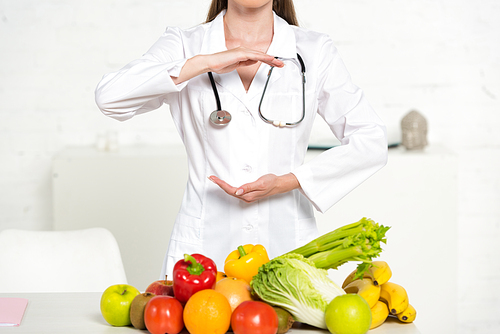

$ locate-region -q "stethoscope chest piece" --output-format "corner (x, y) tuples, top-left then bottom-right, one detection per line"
(207, 72), (231, 126)
(209, 109), (232, 126)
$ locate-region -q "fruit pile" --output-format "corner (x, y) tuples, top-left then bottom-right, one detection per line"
(99, 221), (416, 334)
(341, 261), (417, 329)
(100, 246), (294, 334)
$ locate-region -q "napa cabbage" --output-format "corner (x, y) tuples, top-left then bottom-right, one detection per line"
(250, 253), (345, 329)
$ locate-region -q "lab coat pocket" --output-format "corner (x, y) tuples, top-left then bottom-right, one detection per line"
(169, 213), (203, 256)
(297, 217), (319, 246)
(260, 92), (303, 126)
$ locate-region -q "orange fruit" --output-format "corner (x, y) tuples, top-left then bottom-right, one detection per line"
(183, 289), (231, 334)
(216, 271), (228, 282)
(215, 277), (253, 312)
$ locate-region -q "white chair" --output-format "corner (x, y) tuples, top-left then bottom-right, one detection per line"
(0, 227), (128, 292)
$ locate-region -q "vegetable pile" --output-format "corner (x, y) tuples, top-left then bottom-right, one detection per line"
(101, 217), (392, 334)
(287, 217), (390, 280)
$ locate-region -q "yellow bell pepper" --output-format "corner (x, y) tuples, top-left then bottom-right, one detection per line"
(224, 244), (270, 284)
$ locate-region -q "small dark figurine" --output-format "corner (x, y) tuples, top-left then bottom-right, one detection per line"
(401, 110), (428, 150)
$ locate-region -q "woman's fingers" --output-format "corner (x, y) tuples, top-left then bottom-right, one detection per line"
(266, 57), (285, 68)
(208, 175), (259, 202)
(229, 47), (280, 66)
(207, 47), (284, 74)
(208, 176), (238, 195)
(209, 174), (281, 203)
(238, 50), (283, 67)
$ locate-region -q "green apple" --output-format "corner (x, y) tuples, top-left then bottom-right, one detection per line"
(100, 284), (141, 326)
(325, 294), (372, 334)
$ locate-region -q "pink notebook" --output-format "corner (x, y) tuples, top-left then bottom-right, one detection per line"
(0, 298), (29, 327)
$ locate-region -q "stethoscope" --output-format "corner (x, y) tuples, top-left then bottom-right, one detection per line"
(208, 53), (306, 127)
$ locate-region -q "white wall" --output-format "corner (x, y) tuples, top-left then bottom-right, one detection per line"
(1, 0), (499, 332)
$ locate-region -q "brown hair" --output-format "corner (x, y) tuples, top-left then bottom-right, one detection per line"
(206, 0), (299, 26)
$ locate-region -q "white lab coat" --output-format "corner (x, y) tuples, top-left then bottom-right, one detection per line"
(95, 11), (388, 277)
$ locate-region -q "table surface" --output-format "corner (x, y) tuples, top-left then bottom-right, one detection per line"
(0, 293), (421, 334)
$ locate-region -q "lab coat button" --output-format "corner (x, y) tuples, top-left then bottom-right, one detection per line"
(243, 165), (252, 172)
(243, 224), (253, 231)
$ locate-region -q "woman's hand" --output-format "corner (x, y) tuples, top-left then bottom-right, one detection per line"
(171, 47), (284, 85)
(208, 173), (300, 203)
(205, 47), (284, 74)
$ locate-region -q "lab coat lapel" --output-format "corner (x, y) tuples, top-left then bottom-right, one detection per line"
(246, 13), (298, 100)
(199, 11), (298, 103)
(200, 11), (245, 101)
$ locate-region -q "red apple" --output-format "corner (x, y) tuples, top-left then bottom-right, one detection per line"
(145, 275), (174, 296)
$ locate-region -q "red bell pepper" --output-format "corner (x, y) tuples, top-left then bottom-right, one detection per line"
(172, 253), (217, 303)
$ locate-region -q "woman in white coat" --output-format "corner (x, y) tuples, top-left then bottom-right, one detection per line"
(95, 0), (388, 277)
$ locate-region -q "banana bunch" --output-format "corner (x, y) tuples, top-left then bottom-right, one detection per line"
(342, 261), (417, 330)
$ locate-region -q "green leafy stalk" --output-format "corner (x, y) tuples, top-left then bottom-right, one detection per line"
(308, 245), (364, 269)
(287, 217), (390, 278)
(290, 221), (366, 257)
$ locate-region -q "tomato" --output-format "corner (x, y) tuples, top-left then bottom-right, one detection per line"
(231, 300), (279, 334)
(144, 295), (184, 334)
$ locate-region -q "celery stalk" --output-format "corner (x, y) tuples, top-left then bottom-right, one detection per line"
(287, 217), (390, 278)
(308, 245), (364, 268)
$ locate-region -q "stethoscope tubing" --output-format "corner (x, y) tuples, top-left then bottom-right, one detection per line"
(208, 53), (306, 127)
(208, 72), (232, 125)
(208, 72), (222, 111)
(258, 53), (306, 127)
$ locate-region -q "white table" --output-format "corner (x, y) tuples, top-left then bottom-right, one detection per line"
(0, 292), (420, 334)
